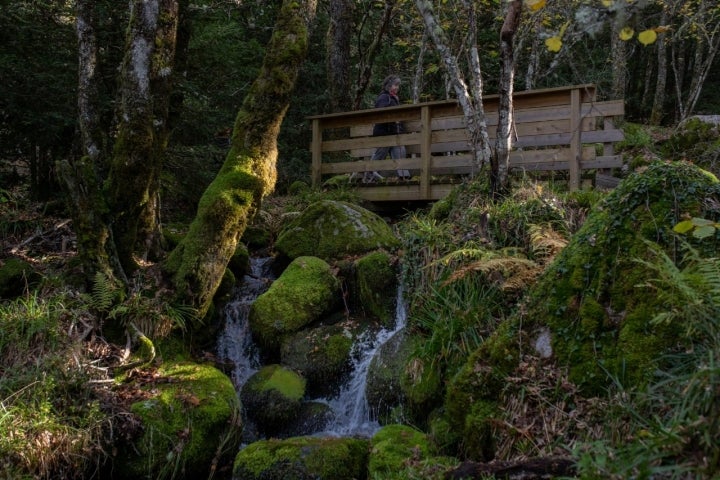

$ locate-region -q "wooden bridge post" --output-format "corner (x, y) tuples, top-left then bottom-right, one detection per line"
(311, 118), (322, 187)
(420, 105), (432, 199)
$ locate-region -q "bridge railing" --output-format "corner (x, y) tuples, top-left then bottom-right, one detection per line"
(307, 84), (624, 201)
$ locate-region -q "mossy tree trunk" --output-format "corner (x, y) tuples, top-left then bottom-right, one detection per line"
(107, 0), (179, 276)
(164, 0), (318, 319)
(61, 0), (178, 286)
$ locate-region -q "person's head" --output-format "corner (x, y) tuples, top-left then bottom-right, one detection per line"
(382, 75), (401, 94)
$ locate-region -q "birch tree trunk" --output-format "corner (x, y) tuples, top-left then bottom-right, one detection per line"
(165, 0), (317, 319)
(415, 0), (492, 173)
(610, 21), (627, 100)
(107, 0), (179, 276)
(494, 0), (522, 193)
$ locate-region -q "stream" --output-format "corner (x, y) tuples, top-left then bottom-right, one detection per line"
(216, 256), (407, 439)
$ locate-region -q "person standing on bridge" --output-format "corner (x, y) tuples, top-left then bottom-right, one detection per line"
(363, 74), (411, 183)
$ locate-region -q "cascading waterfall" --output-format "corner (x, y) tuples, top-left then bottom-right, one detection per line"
(320, 285), (407, 437)
(217, 258), (407, 438)
(216, 257), (275, 389)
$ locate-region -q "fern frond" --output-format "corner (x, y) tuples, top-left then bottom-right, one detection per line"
(529, 224), (568, 263)
(91, 271), (118, 313)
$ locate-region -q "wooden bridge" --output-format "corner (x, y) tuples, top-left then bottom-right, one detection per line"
(308, 84), (625, 202)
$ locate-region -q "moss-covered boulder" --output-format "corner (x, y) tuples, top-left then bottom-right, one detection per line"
(0, 257), (41, 299)
(228, 241), (250, 278)
(367, 424), (434, 479)
(274, 200), (400, 261)
(365, 330), (411, 424)
(526, 161), (720, 392)
(232, 436), (369, 480)
(280, 322), (354, 398)
(110, 361), (241, 479)
(355, 250), (398, 325)
(444, 161), (720, 461)
(240, 365), (306, 437)
(249, 256), (340, 356)
(284, 401), (335, 437)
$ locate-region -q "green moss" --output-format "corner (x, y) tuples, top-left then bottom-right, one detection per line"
(240, 365), (307, 436)
(280, 323), (353, 396)
(249, 256), (339, 354)
(119, 361), (240, 479)
(460, 400), (499, 461)
(356, 250), (397, 325)
(233, 436), (369, 480)
(275, 200), (400, 261)
(368, 424), (433, 479)
(261, 365), (306, 401)
(521, 161), (720, 394)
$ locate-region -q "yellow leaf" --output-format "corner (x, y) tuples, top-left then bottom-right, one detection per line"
(545, 36), (562, 52)
(619, 27), (634, 41)
(638, 29), (657, 45)
(524, 0), (546, 11)
(600, 0), (613, 6)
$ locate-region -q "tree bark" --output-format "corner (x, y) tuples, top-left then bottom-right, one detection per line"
(107, 0), (179, 276)
(494, 0), (522, 193)
(58, 0), (117, 284)
(165, 0), (317, 319)
(415, 0), (492, 172)
(327, 0), (353, 113)
(353, 0), (395, 110)
(610, 21), (627, 100)
(650, 13), (668, 125)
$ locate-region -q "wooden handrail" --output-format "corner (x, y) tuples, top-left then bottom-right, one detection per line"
(308, 84), (624, 200)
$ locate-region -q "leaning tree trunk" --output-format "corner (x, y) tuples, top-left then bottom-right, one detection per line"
(107, 0), (179, 276)
(165, 0), (317, 319)
(494, 0), (522, 193)
(353, 0), (395, 110)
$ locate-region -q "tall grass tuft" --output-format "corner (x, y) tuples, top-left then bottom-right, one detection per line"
(0, 293), (107, 479)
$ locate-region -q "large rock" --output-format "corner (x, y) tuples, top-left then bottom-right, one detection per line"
(240, 364), (306, 437)
(249, 256), (340, 356)
(355, 250), (398, 326)
(445, 160), (720, 460)
(365, 330), (411, 424)
(274, 200), (400, 261)
(108, 361), (241, 479)
(232, 436), (369, 480)
(280, 322), (354, 398)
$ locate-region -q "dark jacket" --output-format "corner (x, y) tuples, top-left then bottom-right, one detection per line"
(372, 90), (402, 136)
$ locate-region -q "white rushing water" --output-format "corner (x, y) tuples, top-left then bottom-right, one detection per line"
(217, 258), (407, 438)
(319, 285), (407, 437)
(216, 257), (275, 389)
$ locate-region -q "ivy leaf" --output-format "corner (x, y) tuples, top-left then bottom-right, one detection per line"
(619, 27), (634, 41)
(638, 29), (658, 45)
(691, 217), (715, 227)
(545, 36), (562, 52)
(673, 219), (694, 234)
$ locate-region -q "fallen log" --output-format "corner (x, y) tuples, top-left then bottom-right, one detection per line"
(445, 456), (576, 479)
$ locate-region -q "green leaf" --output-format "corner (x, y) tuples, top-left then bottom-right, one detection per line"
(693, 225), (716, 239)
(691, 217), (715, 227)
(673, 220), (694, 234)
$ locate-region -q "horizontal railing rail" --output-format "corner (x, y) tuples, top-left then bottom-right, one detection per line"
(307, 84), (624, 201)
